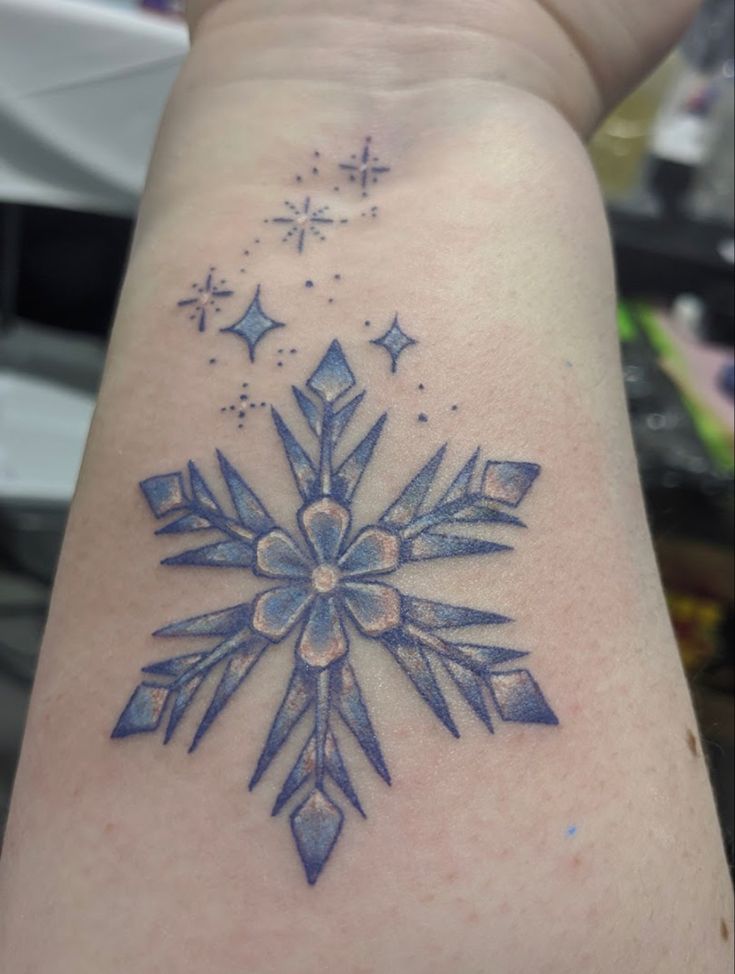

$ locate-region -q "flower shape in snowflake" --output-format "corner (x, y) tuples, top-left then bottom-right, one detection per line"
(112, 340), (557, 884)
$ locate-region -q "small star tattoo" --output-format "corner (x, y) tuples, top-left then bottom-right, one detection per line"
(177, 268), (234, 332)
(340, 136), (391, 197)
(370, 314), (418, 373)
(268, 197), (338, 253)
(220, 284), (286, 362)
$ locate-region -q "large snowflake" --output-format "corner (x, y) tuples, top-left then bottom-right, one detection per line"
(113, 341), (557, 884)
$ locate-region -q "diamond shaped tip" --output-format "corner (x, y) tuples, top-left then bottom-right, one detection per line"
(139, 473), (187, 518)
(290, 787), (344, 884)
(481, 461), (540, 507)
(307, 340), (355, 403)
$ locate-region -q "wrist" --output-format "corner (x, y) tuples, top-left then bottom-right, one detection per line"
(182, 0), (602, 135)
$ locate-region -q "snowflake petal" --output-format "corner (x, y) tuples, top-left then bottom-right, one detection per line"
(272, 733), (316, 816)
(438, 449), (479, 505)
(342, 581), (401, 635)
(339, 526), (399, 577)
(300, 498), (350, 563)
(252, 585), (312, 640)
(256, 529), (312, 579)
(297, 597), (348, 669)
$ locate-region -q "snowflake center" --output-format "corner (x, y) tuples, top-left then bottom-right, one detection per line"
(311, 564), (340, 594)
(295, 213), (309, 227)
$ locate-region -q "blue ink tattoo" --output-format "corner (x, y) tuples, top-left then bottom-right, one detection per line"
(267, 197), (345, 253)
(220, 284), (286, 362)
(370, 313), (418, 373)
(339, 136), (391, 197)
(113, 340), (557, 885)
(177, 268), (234, 332)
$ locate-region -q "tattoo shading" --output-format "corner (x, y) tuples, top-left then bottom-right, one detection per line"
(370, 313), (418, 373)
(113, 340), (557, 885)
(177, 269), (234, 332)
(220, 285), (286, 362)
(339, 136), (391, 197)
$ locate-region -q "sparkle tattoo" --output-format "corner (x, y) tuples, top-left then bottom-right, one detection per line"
(177, 268), (234, 332)
(371, 313), (418, 372)
(113, 340), (557, 885)
(220, 284), (286, 362)
(339, 136), (391, 197)
(268, 197), (344, 253)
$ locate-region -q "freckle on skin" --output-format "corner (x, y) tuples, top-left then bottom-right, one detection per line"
(721, 918), (729, 942)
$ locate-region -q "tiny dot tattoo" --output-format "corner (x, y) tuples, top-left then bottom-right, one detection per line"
(418, 413), (428, 423)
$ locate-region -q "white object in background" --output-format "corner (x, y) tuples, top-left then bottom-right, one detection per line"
(0, 0), (188, 216)
(0, 371), (94, 504)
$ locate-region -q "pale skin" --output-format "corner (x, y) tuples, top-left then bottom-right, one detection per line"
(0, 2), (732, 972)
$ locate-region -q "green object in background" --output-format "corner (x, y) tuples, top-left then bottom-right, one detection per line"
(622, 299), (734, 474)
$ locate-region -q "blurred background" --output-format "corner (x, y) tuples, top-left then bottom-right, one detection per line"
(0, 0), (733, 872)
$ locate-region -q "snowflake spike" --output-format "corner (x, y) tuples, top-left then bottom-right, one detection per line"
(271, 408), (318, 500)
(325, 727), (365, 817)
(382, 631), (459, 737)
(187, 461), (221, 515)
(161, 539), (255, 569)
(155, 512), (212, 535)
(139, 472), (187, 519)
(292, 386), (321, 437)
(380, 444), (446, 528)
(164, 673), (206, 744)
(112, 683), (170, 738)
(290, 787), (344, 885)
(307, 339), (355, 403)
(216, 450), (274, 534)
(403, 534), (512, 562)
(487, 670), (558, 725)
(332, 412), (387, 504)
(439, 449), (480, 506)
(190, 640), (268, 752)
(402, 595), (512, 629)
(439, 642), (529, 673)
(272, 733), (316, 817)
(332, 660), (391, 784)
(249, 665), (315, 790)
(440, 658), (494, 732)
(331, 391), (365, 444)
(142, 651), (209, 676)
(153, 603), (252, 639)
(481, 461), (541, 508)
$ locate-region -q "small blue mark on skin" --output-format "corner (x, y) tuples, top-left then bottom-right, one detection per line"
(566, 825), (578, 838)
(564, 360), (573, 368)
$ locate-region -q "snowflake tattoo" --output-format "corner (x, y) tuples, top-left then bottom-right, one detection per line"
(177, 268), (234, 332)
(112, 340), (557, 885)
